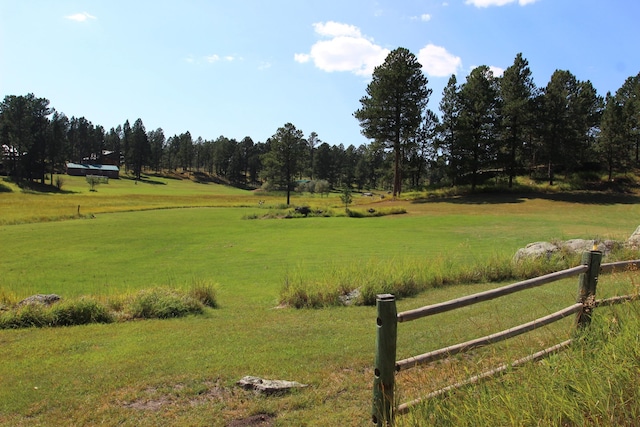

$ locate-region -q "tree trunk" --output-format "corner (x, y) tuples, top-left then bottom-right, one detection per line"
(393, 140), (401, 197)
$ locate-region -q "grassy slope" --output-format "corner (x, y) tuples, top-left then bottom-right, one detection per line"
(1, 176), (639, 426)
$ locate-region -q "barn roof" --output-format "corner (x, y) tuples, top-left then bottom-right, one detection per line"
(66, 163), (119, 172)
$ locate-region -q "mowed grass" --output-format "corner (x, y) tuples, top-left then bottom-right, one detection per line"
(0, 174), (257, 225)
(1, 177), (640, 426)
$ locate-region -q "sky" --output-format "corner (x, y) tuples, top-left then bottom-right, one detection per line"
(1, 0), (639, 147)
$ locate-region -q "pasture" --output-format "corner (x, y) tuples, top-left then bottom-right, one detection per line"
(1, 174), (639, 426)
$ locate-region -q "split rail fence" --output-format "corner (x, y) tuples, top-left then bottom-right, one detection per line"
(371, 250), (640, 426)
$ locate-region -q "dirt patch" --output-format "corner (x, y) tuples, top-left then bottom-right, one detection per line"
(123, 396), (172, 411)
(226, 413), (275, 427)
(120, 380), (230, 411)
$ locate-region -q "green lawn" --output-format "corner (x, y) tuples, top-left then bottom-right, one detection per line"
(1, 177), (639, 426)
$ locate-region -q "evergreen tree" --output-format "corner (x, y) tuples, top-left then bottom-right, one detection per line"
(354, 47), (431, 197)
(130, 118), (150, 180)
(0, 94), (51, 181)
(457, 66), (500, 191)
(438, 75), (462, 185)
(261, 123), (305, 205)
(598, 92), (629, 180)
(499, 53), (536, 187)
(615, 73), (640, 164)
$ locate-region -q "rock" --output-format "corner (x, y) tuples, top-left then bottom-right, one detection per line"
(513, 241), (559, 262)
(627, 225), (640, 249)
(18, 294), (61, 306)
(236, 376), (308, 396)
(339, 289), (361, 306)
(562, 239), (597, 254)
(515, 237), (625, 262)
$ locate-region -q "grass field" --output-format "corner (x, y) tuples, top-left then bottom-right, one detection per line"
(1, 174), (639, 426)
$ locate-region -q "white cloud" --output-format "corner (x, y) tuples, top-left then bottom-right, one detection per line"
(489, 65), (505, 77)
(417, 44), (462, 77)
(204, 54), (240, 63)
(294, 53), (311, 63)
(465, 0), (538, 7)
(468, 65), (505, 78)
(295, 21), (389, 76)
(411, 13), (432, 22)
(313, 21), (362, 38)
(65, 12), (96, 22)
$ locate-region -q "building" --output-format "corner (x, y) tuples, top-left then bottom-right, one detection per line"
(66, 163), (119, 179)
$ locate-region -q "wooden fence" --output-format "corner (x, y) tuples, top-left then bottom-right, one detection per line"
(371, 251), (640, 426)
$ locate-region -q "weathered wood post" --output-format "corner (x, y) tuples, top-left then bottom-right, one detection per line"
(576, 250), (603, 329)
(372, 294), (398, 426)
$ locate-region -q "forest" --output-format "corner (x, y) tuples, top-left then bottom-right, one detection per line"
(1, 52), (639, 194)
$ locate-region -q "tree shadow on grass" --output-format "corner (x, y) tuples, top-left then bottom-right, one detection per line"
(123, 176), (167, 185)
(412, 191), (640, 206)
(0, 181), (12, 193)
(16, 181), (76, 194)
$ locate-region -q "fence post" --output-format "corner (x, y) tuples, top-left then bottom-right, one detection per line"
(372, 294), (398, 426)
(576, 250), (603, 329)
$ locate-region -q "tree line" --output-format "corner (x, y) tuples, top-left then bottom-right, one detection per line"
(1, 50), (639, 195)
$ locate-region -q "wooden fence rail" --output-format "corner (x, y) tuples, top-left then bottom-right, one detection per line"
(372, 251), (640, 426)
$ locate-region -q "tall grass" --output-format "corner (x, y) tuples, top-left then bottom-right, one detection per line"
(279, 250), (586, 307)
(398, 302), (640, 426)
(0, 284), (219, 329)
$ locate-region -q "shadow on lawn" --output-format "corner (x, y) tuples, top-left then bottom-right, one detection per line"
(16, 181), (76, 194)
(124, 176), (167, 185)
(412, 191), (640, 206)
(0, 181), (12, 193)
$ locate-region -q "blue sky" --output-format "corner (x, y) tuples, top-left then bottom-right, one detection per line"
(2, 0), (639, 147)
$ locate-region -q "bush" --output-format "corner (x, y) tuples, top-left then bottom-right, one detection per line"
(54, 175), (65, 190)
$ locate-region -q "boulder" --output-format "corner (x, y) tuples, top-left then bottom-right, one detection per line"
(562, 239), (598, 254)
(18, 294), (61, 306)
(237, 376), (308, 396)
(513, 241), (559, 262)
(515, 237), (625, 262)
(627, 225), (640, 249)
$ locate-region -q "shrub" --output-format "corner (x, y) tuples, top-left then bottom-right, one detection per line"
(54, 175), (65, 190)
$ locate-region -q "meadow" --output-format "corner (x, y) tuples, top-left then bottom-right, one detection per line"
(1, 174), (639, 426)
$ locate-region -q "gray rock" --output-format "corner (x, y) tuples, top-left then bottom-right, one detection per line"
(562, 239), (597, 254)
(237, 376), (308, 396)
(627, 225), (640, 249)
(18, 294), (61, 306)
(515, 236), (626, 262)
(339, 289), (361, 306)
(513, 241), (559, 262)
